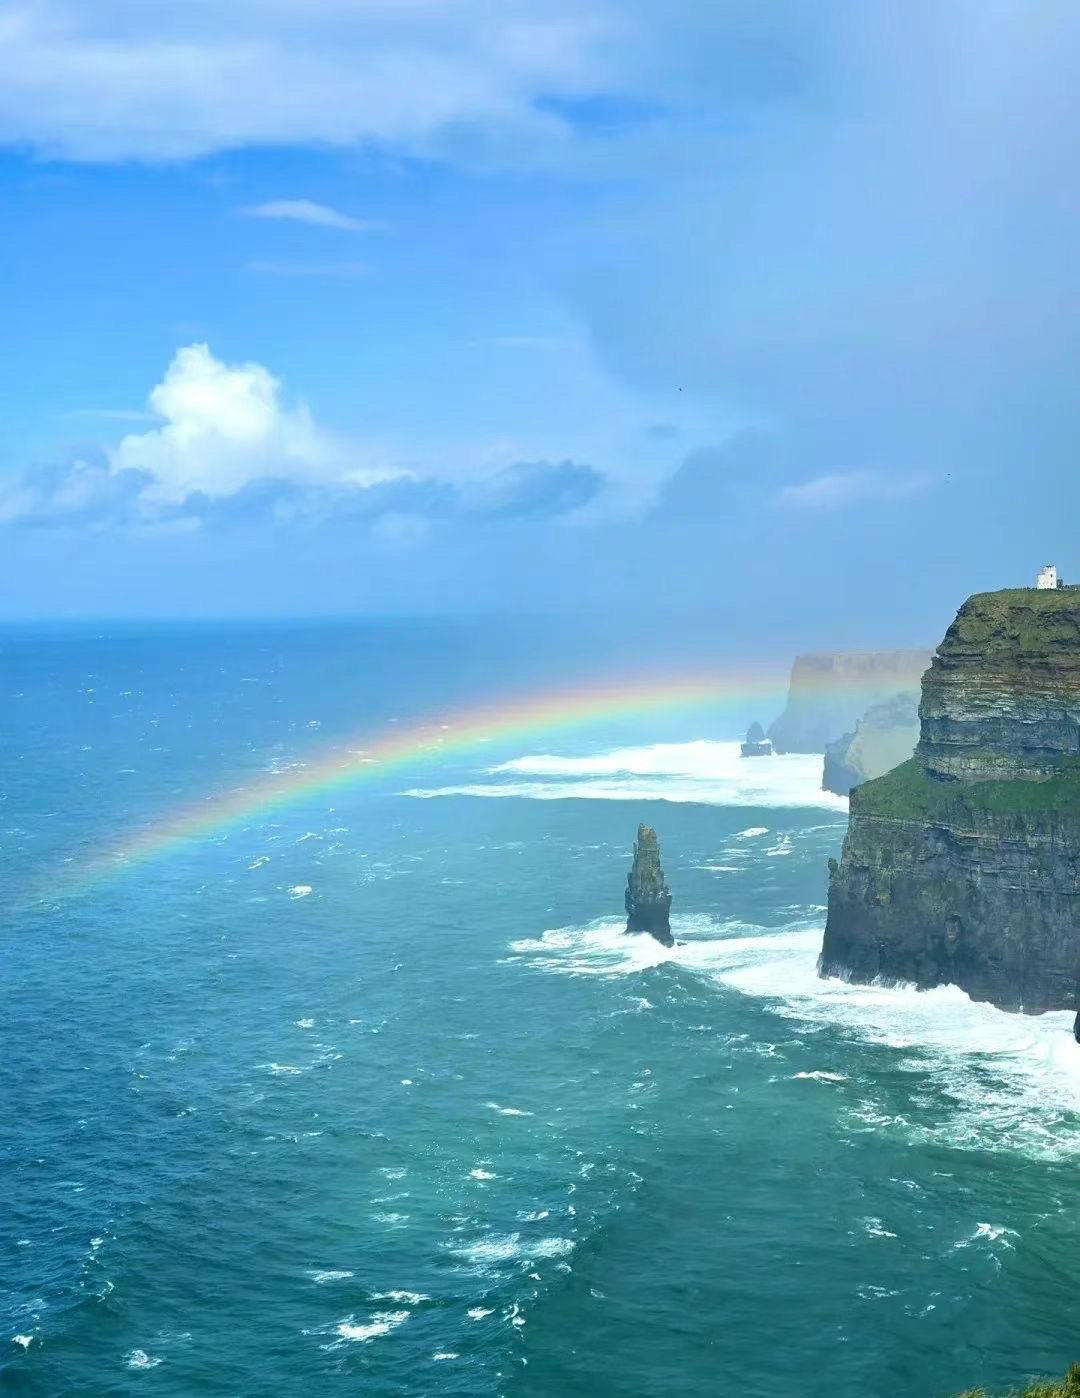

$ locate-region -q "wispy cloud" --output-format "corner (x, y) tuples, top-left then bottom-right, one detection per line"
(776, 470), (930, 512)
(244, 199), (381, 232)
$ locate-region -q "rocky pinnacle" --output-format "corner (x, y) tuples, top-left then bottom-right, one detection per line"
(625, 823), (673, 946)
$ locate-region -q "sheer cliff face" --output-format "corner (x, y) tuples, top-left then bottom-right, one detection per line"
(768, 650), (932, 754)
(917, 590), (1080, 780)
(822, 695), (921, 796)
(820, 589), (1080, 1014)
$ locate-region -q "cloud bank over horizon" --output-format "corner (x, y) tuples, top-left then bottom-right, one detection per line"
(2, 2), (1079, 631)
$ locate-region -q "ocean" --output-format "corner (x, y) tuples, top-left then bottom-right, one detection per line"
(4, 618), (1080, 1397)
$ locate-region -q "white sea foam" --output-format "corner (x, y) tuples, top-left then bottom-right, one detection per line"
(510, 918), (1080, 1157)
(467, 1307), (494, 1319)
(433, 1352), (458, 1360)
(470, 1168), (496, 1180)
(371, 1290), (429, 1304)
(334, 1311), (409, 1343)
(307, 1270), (354, 1284)
(484, 1102), (534, 1117)
(288, 885), (313, 899)
(793, 1071), (848, 1083)
(125, 1350), (162, 1370)
(11, 1335), (32, 1349)
(738, 827), (770, 838)
(403, 741), (846, 810)
(451, 1233), (575, 1269)
(295, 1018), (314, 1030)
(954, 1222), (1019, 1248)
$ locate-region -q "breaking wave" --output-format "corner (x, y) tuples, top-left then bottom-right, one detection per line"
(403, 740), (847, 810)
(509, 917), (1080, 1158)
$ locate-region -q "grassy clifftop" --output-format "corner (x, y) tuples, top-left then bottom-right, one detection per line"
(960, 1363), (1080, 1396)
(854, 756), (1080, 820)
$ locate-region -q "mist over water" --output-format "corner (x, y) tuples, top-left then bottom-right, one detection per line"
(4, 619), (1080, 1396)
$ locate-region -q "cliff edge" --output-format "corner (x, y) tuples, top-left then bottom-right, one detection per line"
(820, 588), (1080, 1015)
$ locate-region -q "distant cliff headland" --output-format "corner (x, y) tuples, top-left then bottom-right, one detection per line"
(754, 647), (930, 795)
(820, 587), (1080, 1018)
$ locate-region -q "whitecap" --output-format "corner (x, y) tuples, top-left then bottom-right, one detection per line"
(433, 1352), (458, 1360)
(484, 1103), (534, 1117)
(451, 1234), (574, 1269)
(307, 1270), (354, 1284)
(335, 1311), (409, 1343)
(467, 1307), (494, 1320)
(126, 1350), (162, 1370)
(262, 1062), (305, 1075)
(11, 1335), (32, 1349)
(470, 1168), (496, 1180)
(371, 1290), (429, 1304)
(738, 827), (770, 838)
(954, 1222), (1019, 1248)
(792, 1071), (848, 1083)
(288, 885), (313, 899)
(295, 1018), (314, 1030)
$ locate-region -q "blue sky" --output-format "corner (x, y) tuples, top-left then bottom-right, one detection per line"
(2, 1), (1079, 643)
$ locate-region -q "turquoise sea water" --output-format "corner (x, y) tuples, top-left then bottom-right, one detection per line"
(5, 620), (1080, 1397)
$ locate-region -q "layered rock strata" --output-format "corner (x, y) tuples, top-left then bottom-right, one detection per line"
(625, 823), (673, 946)
(820, 589), (1080, 1017)
(768, 650), (931, 754)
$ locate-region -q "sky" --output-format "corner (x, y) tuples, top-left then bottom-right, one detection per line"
(2, 1), (1080, 646)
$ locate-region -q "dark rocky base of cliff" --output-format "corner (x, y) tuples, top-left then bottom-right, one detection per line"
(820, 760), (1080, 1014)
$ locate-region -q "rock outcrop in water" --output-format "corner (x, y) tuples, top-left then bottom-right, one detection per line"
(741, 721), (773, 757)
(821, 694), (920, 796)
(768, 650), (931, 754)
(820, 588), (1080, 1018)
(625, 823), (673, 946)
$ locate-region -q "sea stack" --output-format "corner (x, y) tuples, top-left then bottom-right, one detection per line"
(820, 587), (1080, 1018)
(625, 823), (674, 946)
(740, 721), (773, 757)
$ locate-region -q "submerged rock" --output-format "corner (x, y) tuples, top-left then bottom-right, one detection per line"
(740, 721), (773, 757)
(821, 587), (1080, 1017)
(625, 823), (673, 946)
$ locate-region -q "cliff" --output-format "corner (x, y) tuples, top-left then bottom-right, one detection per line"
(768, 649), (931, 753)
(820, 588), (1080, 1016)
(822, 694), (920, 796)
(625, 823), (673, 946)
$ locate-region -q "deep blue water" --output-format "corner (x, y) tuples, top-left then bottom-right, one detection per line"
(4, 620), (1080, 1397)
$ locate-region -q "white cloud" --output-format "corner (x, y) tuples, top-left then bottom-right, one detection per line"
(776, 469), (930, 511)
(0, 1), (620, 162)
(245, 199), (379, 232)
(110, 343), (392, 506)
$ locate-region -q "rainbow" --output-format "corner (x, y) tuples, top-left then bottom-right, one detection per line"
(71, 666), (792, 886)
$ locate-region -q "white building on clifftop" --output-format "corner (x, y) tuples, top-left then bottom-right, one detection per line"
(1037, 563), (1061, 589)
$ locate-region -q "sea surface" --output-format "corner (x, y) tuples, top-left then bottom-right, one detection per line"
(4, 619), (1080, 1397)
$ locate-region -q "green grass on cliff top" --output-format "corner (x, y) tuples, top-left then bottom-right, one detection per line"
(950, 587), (1080, 656)
(855, 757), (1080, 818)
(959, 1363), (1080, 1396)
